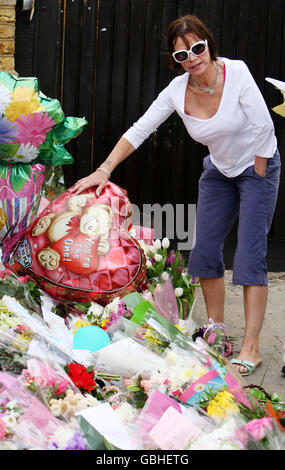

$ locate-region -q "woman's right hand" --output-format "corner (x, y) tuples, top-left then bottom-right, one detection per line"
(69, 169), (110, 196)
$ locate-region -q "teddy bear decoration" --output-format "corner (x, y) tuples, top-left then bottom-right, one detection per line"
(9, 182), (147, 304)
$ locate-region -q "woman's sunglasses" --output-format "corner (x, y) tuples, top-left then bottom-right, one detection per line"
(172, 39), (208, 63)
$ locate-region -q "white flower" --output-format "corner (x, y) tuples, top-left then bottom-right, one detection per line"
(87, 302), (104, 317)
(146, 259), (152, 268)
(162, 237), (170, 249)
(114, 402), (138, 424)
(175, 287), (183, 297)
(0, 84), (12, 114)
(161, 271), (169, 281)
(6, 400), (18, 410)
(194, 383), (205, 393)
(154, 253), (162, 262)
(153, 239), (161, 250)
(2, 414), (17, 431)
(104, 296), (121, 315)
(137, 239), (150, 256)
(10, 143), (39, 163)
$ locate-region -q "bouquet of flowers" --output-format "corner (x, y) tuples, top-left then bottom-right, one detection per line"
(48, 418), (89, 450)
(0, 371), (63, 449)
(0, 299), (34, 352)
(60, 297), (133, 334)
(18, 358), (100, 420)
(0, 269), (42, 314)
(192, 318), (235, 357)
(0, 336), (29, 375)
(138, 238), (199, 319)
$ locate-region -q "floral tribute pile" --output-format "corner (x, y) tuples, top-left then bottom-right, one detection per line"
(0, 233), (285, 450)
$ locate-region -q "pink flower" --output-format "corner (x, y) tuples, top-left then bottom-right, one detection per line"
(0, 418), (7, 440)
(207, 332), (217, 344)
(17, 275), (32, 283)
(32, 375), (47, 387)
(49, 377), (68, 395)
(224, 341), (233, 357)
(123, 378), (136, 388)
(142, 291), (153, 303)
(246, 418), (273, 441)
(140, 380), (152, 392)
(235, 426), (249, 447)
(0, 268), (13, 280)
(14, 111), (55, 147)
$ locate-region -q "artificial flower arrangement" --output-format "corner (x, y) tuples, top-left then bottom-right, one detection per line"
(0, 73), (87, 166)
(0, 72), (87, 262)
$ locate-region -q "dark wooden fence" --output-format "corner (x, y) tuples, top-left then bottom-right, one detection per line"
(15, 0), (285, 248)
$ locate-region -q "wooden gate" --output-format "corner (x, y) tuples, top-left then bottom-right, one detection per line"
(15, 0), (285, 245)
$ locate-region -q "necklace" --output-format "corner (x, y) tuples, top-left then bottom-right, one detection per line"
(191, 61), (219, 95)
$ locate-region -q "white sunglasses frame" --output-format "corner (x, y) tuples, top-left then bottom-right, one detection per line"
(172, 39), (208, 63)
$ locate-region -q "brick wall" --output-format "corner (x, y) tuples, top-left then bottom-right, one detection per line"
(0, 0), (16, 73)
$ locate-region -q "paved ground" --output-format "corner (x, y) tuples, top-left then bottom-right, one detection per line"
(193, 270), (285, 398)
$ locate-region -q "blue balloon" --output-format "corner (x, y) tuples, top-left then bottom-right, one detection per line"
(73, 325), (110, 352)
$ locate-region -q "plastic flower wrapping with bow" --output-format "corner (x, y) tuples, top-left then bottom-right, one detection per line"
(0, 72), (87, 260)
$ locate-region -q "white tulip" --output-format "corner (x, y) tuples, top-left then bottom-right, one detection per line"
(175, 287), (184, 297)
(153, 239), (161, 250)
(162, 237), (170, 249)
(161, 271), (169, 281)
(146, 260), (153, 268)
(154, 254), (163, 262)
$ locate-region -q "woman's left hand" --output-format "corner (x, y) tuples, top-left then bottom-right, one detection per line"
(254, 155), (267, 177)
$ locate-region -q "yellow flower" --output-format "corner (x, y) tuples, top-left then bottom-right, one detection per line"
(181, 368), (194, 381)
(5, 87), (44, 121)
(72, 319), (91, 334)
(207, 390), (239, 418)
(175, 323), (185, 333)
(12, 87), (37, 102)
(0, 209), (6, 230)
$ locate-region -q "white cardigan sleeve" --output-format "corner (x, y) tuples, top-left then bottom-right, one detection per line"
(122, 84), (175, 149)
(239, 61), (276, 158)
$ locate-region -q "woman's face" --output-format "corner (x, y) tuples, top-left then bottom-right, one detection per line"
(173, 33), (212, 76)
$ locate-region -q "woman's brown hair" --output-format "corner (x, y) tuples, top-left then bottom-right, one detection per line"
(167, 15), (218, 72)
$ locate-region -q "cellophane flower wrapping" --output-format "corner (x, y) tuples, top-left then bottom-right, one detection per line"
(17, 357), (99, 422)
(0, 371), (62, 449)
(92, 319), (167, 379)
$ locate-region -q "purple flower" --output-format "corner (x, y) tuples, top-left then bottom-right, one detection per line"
(65, 431), (87, 450)
(177, 266), (182, 274)
(192, 327), (206, 341)
(0, 116), (18, 144)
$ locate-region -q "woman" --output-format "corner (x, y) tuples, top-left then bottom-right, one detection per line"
(70, 15), (281, 376)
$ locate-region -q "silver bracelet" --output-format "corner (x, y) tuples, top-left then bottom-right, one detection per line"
(96, 167), (111, 178)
